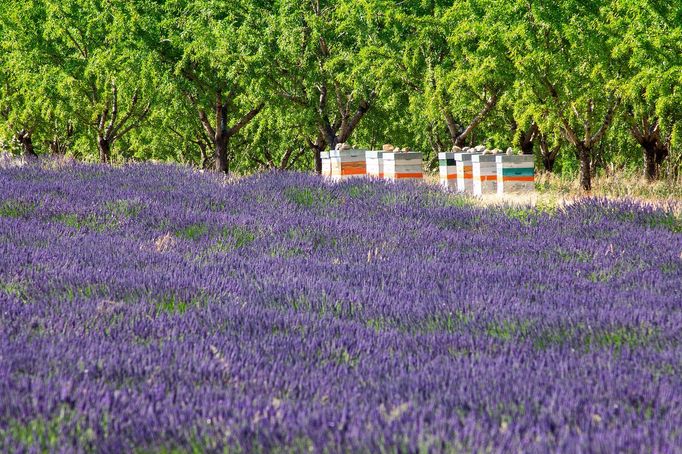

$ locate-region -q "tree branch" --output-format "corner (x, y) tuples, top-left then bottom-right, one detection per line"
(227, 103), (265, 137)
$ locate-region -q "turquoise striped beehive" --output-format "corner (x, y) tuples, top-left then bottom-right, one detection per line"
(496, 155), (535, 194)
(438, 152), (457, 189)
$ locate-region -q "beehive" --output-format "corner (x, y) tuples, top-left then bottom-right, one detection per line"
(472, 154), (498, 196)
(454, 153), (476, 193)
(383, 152), (423, 181)
(365, 151), (384, 178)
(321, 152), (332, 178)
(330, 149), (367, 181)
(438, 152), (457, 189)
(496, 155), (535, 194)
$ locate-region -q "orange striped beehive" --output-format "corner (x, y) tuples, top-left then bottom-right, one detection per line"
(472, 154), (498, 196)
(496, 155), (535, 194)
(383, 152), (423, 181)
(330, 149), (367, 181)
(454, 152), (477, 193)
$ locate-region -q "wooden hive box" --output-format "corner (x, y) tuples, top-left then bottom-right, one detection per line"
(472, 154), (498, 196)
(365, 151), (384, 179)
(330, 149), (367, 181)
(383, 152), (423, 181)
(496, 155), (535, 194)
(454, 152), (477, 193)
(438, 152), (457, 189)
(321, 151), (332, 178)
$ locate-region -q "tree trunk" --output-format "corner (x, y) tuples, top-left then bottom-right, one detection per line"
(640, 139), (668, 182)
(16, 130), (37, 158)
(518, 122), (538, 155)
(314, 149), (322, 173)
(199, 142), (211, 170)
(539, 134), (559, 172)
(50, 137), (62, 155)
(542, 154), (556, 173)
(643, 142), (658, 181)
(215, 136), (229, 174)
(578, 143), (592, 191)
(98, 135), (111, 163)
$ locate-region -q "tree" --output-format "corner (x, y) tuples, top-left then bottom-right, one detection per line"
(607, 0), (682, 181)
(151, 0), (271, 174)
(1, 0), (159, 163)
(384, 0), (514, 154)
(0, 0), (46, 159)
(263, 0), (387, 172)
(504, 0), (620, 190)
(49, 0), (158, 162)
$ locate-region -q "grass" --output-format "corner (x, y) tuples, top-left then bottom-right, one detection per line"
(52, 212), (117, 232)
(0, 199), (36, 218)
(103, 199), (143, 218)
(154, 293), (209, 315)
(175, 223), (208, 241)
(535, 170), (682, 201)
(284, 187), (335, 208)
(0, 406), (97, 452)
(0, 278), (30, 303)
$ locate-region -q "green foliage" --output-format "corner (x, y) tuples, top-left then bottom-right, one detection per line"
(175, 223), (208, 241)
(0, 199), (35, 218)
(284, 187), (335, 208)
(0, 0), (680, 182)
(0, 406), (98, 451)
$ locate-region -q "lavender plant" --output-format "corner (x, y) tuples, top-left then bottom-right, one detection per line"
(0, 163), (680, 452)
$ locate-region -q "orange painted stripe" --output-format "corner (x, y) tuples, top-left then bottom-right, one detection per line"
(479, 175), (497, 181)
(503, 176), (535, 182)
(394, 173), (423, 179)
(341, 169), (367, 176)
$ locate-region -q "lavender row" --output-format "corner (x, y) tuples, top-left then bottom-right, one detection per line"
(1, 162), (681, 451)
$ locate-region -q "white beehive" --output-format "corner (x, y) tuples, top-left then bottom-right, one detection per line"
(438, 152), (457, 189)
(365, 151), (384, 179)
(454, 153), (476, 193)
(330, 149), (367, 181)
(496, 155), (535, 194)
(472, 154), (498, 196)
(383, 152), (423, 181)
(321, 152), (332, 178)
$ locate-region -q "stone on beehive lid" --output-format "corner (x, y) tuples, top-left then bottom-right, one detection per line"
(496, 154), (535, 195)
(330, 148), (367, 181)
(452, 146), (463, 153)
(472, 154), (498, 196)
(475, 145), (486, 153)
(506, 147), (514, 156)
(383, 151), (423, 181)
(383, 144), (395, 152)
(439, 152), (457, 189)
(365, 150), (384, 179)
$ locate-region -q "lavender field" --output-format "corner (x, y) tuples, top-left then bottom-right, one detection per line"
(1, 163), (681, 452)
